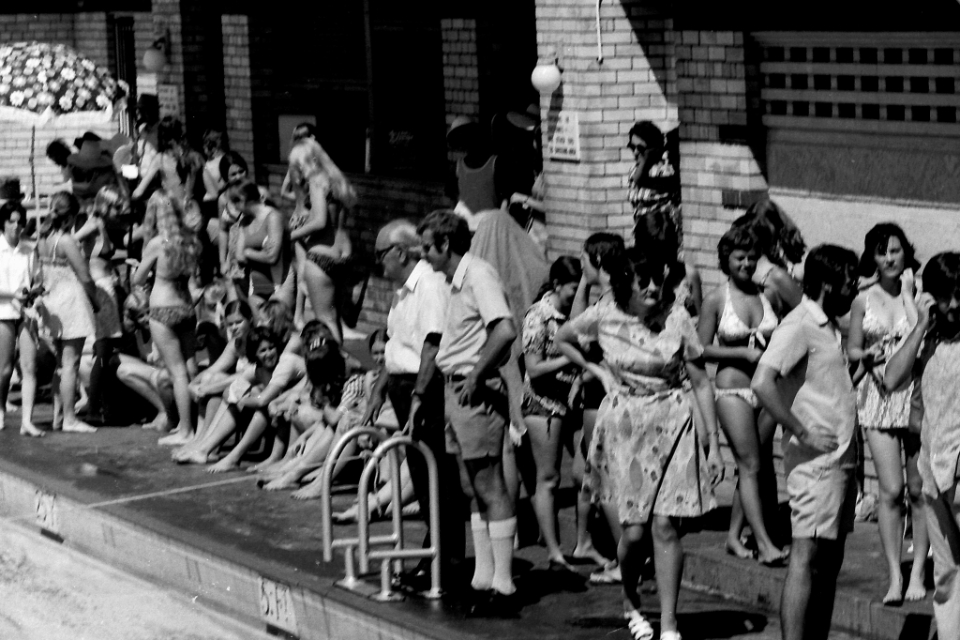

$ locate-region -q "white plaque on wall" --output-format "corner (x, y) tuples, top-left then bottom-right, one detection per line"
(157, 84), (181, 119)
(547, 111), (581, 162)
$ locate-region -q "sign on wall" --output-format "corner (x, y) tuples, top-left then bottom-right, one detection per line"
(157, 84), (181, 120)
(547, 111), (581, 162)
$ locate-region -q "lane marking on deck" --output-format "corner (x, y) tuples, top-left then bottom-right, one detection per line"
(85, 476), (258, 508)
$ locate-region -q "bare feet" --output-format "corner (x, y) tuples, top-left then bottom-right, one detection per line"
(158, 430), (193, 446)
(206, 457), (240, 474)
(261, 474), (302, 491)
(291, 478), (325, 501)
(882, 575), (904, 605)
(62, 420), (98, 434)
(725, 538), (755, 560)
(247, 458), (283, 475)
(0, 410), (5, 430)
(905, 575), (926, 601)
(572, 543), (613, 567)
(20, 422), (43, 438)
(143, 413), (172, 432)
(301, 466), (324, 483)
(757, 546), (790, 567)
(174, 449), (213, 465)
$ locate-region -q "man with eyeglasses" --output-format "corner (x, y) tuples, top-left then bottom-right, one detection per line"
(363, 218), (465, 594)
(416, 209), (520, 616)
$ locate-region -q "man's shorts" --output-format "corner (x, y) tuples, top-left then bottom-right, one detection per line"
(443, 375), (508, 460)
(786, 463), (856, 540)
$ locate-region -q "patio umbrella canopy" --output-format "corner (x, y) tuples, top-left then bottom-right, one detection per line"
(0, 41), (126, 203)
(0, 41), (125, 126)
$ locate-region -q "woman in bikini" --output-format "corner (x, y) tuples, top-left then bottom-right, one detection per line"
(36, 192), (100, 433)
(287, 137), (357, 344)
(132, 192), (201, 445)
(848, 223), (927, 604)
(699, 226), (787, 565)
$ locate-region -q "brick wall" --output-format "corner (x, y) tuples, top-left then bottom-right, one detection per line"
(150, 0), (186, 122)
(441, 18), (481, 127)
(675, 30), (767, 289)
(222, 15), (254, 176)
(533, 0), (678, 258)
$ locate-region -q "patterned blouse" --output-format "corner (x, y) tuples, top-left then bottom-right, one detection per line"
(521, 295), (579, 417)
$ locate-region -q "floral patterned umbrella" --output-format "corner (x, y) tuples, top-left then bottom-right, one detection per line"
(0, 41), (125, 126)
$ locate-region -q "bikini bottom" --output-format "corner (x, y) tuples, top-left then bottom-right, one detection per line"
(714, 387), (759, 409)
(149, 305), (196, 330)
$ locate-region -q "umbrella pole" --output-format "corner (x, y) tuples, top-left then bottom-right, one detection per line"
(30, 125), (37, 205)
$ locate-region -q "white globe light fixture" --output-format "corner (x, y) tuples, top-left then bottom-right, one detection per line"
(142, 44), (166, 73)
(531, 50), (562, 95)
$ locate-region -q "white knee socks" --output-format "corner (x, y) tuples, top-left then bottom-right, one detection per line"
(470, 512), (494, 591)
(488, 517), (517, 596)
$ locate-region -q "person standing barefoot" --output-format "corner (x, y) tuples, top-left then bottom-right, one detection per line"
(847, 223), (928, 604)
(133, 192), (200, 445)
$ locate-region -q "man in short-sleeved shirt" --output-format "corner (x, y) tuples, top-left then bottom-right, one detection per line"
(752, 244), (858, 640)
(418, 210), (520, 612)
(365, 219), (464, 589)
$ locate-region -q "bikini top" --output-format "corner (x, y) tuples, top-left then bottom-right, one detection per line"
(717, 281), (778, 349)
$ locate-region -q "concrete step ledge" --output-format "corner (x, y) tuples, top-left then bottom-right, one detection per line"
(0, 468), (461, 640)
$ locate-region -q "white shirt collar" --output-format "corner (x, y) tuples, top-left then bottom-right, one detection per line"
(403, 260), (432, 293)
(800, 295), (831, 326)
(451, 252), (474, 289)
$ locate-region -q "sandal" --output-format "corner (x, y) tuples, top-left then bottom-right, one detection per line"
(624, 611), (654, 640)
(588, 564), (622, 585)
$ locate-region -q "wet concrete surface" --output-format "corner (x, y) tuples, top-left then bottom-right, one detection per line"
(0, 399), (902, 639)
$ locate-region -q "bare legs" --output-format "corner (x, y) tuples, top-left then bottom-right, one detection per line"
(781, 536), (846, 640)
(149, 320), (194, 445)
(717, 396), (785, 563)
(525, 415), (569, 566)
(17, 325), (40, 436)
(0, 320), (16, 429)
(865, 429), (928, 603)
(300, 256), (341, 344)
(56, 338), (95, 433)
(116, 356), (173, 431)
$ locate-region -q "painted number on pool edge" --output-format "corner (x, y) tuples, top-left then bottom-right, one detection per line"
(35, 490), (58, 533)
(259, 577), (297, 634)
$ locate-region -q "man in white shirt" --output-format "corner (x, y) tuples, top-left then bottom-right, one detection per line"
(417, 210), (519, 614)
(364, 219), (465, 592)
(0, 201), (35, 430)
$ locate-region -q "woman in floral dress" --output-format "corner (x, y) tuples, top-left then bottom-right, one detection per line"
(847, 223), (927, 604)
(556, 247), (723, 640)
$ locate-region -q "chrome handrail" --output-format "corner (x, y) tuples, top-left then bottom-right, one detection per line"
(357, 435), (441, 600)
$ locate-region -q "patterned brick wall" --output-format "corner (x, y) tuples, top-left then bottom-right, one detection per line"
(441, 18), (481, 126)
(675, 30), (767, 289)
(222, 15), (254, 177)
(533, 0), (678, 258)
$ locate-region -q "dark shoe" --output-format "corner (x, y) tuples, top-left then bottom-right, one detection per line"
(467, 589), (521, 618)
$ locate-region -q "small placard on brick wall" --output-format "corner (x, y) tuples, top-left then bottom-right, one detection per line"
(547, 111), (581, 162)
(157, 84), (181, 120)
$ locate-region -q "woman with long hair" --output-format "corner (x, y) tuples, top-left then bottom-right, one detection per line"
(187, 299), (255, 443)
(36, 192), (99, 433)
(633, 207), (702, 317)
(521, 255), (582, 569)
(132, 191), (201, 445)
(287, 137), (357, 343)
(698, 226), (786, 565)
(848, 223), (928, 604)
(556, 247), (723, 640)
(733, 199), (805, 316)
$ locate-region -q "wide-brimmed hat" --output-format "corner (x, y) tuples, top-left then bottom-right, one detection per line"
(0, 176), (24, 202)
(446, 116), (480, 149)
(136, 94), (160, 125)
(67, 132), (114, 170)
(506, 104), (540, 131)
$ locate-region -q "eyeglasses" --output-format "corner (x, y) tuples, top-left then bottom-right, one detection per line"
(375, 243), (401, 263)
(627, 142), (647, 154)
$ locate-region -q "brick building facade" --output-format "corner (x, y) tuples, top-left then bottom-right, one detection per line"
(3, 1), (960, 493)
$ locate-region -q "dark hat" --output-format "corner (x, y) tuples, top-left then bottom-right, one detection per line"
(0, 176), (24, 201)
(506, 104), (540, 131)
(446, 116), (480, 149)
(67, 132), (114, 171)
(137, 94), (160, 125)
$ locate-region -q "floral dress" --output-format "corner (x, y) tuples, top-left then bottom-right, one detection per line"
(521, 295), (579, 418)
(857, 287), (914, 430)
(569, 298), (716, 524)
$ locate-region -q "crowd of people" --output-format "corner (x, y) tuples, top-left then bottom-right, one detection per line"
(2, 107), (960, 640)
